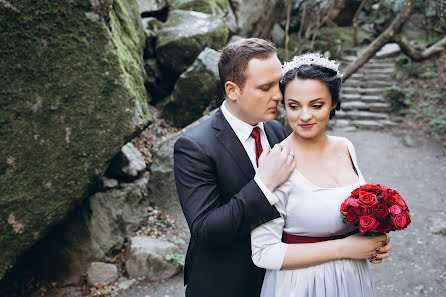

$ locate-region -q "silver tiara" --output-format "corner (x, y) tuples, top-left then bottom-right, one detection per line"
(281, 53), (342, 78)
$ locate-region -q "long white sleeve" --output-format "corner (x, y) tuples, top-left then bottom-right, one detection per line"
(251, 180), (292, 270)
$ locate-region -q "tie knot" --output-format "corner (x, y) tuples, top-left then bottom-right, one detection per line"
(251, 126), (261, 140)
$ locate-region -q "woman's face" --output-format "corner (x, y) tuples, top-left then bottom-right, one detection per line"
(284, 78), (337, 140)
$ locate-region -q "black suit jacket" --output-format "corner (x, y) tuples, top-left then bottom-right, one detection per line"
(174, 108), (287, 297)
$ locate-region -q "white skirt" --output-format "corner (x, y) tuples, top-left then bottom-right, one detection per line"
(260, 259), (376, 297)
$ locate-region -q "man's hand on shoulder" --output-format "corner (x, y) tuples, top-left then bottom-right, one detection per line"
(257, 144), (295, 192)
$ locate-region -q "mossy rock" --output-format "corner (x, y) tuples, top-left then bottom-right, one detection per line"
(160, 47), (223, 127)
(155, 9), (229, 74)
(168, 0), (230, 15)
(0, 0), (151, 279)
(316, 21), (371, 56)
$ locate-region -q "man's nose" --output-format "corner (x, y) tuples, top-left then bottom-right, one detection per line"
(271, 85), (282, 101)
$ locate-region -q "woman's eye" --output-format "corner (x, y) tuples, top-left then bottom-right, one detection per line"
(313, 104), (323, 108)
(288, 104), (298, 109)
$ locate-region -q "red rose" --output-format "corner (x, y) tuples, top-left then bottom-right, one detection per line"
(346, 198), (360, 207)
(373, 203), (389, 219)
(351, 188), (360, 198)
(346, 208), (360, 224)
(376, 217), (393, 233)
(389, 205), (402, 215)
(358, 191), (378, 206)
(404, 211), (411, 226)
(392, 213), (408, 230)
(360, 184), (382, 193)
(359, 215), (379, 232)
(340, 200), (348, 213)
(382, 193), (398, 206)
(394, 194), (407, 210)
(379, 184), (390, 192)
(358, 205), (372, 216)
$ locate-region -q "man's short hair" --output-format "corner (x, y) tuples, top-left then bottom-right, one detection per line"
(218, 38), (277, 95)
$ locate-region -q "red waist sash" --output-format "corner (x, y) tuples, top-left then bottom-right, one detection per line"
(282, 230), (358, 244)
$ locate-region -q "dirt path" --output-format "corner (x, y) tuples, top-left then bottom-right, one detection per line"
(122, 127), (446, 297)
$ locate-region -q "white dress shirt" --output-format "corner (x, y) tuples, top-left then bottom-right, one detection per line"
(221, 101), (279, 205)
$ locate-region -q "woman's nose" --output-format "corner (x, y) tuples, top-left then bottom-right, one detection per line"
(300, 108), (312, 120)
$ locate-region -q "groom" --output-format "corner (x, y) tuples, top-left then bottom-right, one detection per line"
(174, 38), (295, 297)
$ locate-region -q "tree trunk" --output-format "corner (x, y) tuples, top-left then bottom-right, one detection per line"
(353, 0), (368, 46)
(393, 34), (446, 61)
(342, 0), (416, 81)
(249, 0), (284, 39)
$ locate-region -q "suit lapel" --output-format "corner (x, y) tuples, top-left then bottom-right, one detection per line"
(213, 109), (255, 180)
(264, 121), (280, 147)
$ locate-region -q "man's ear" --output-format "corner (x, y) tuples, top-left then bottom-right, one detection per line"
(225, 81), (240, 102)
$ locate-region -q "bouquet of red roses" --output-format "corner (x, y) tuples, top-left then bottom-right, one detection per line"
(340, 184), (411, 234)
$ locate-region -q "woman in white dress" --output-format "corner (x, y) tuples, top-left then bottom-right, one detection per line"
(251, 53), (392, 297)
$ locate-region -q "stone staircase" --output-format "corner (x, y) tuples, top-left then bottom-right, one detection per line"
(331, 49), (400, 130)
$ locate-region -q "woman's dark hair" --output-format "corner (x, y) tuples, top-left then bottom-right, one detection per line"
(279, 64), (342, 119)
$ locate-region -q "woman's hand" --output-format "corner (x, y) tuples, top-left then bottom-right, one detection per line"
(338, 233), (392, 264)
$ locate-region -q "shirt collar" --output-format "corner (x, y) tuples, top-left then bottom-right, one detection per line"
(221, 101), (265, 144)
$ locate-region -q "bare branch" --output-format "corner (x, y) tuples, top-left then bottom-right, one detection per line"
(342, 0), (416, 81)
(353, 0), (368, 46)
(285, 0), (292, 60)
(393, 34), (446, 61)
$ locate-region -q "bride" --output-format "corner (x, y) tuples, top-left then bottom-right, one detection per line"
(251, 53), (392, 297)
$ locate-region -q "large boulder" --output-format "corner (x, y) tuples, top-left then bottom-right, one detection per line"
(149, 110), (216, 237)
(0, 0), (152, 279)
(168, 0), (236, 32)
(155, 9), (229, 74)
(13, 178), (151, 285)
(160, 47), (222, 127)
(137, 0), (168, 16)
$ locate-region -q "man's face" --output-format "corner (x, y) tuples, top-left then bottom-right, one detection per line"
(231, 55), (283, 125)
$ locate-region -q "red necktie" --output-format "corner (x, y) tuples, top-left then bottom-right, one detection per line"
(251, 127), (263, 167)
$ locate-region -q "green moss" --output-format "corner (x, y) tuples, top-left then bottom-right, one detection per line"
(0, 0), (151, 279)
(169, 0), (230, 15)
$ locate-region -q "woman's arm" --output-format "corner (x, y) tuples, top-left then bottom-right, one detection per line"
(251, 183), (392, 270)
(281, 233), (391, 269)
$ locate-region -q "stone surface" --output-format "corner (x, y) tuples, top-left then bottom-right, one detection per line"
(106, 142), (146, 181)
(87, 262), (119, 286)
(0, 0), (152, 279)
(137, 0), (167, 15)
(160, 47), (222, 127)
(156, 9), (229, 74)
(125, 236), (181, 281)
(149, 111), (216, 236)
(9, 179), (151, 285)
(271, 23), (285, 47)
(116, 277), (137, 291)
(375, 43), (401, 58)
(168, 0), (236, 32)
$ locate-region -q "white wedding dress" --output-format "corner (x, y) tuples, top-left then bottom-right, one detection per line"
(251, 137), (376, 297)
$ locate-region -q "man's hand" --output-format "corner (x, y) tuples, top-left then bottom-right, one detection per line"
(257, 144), (295, 192)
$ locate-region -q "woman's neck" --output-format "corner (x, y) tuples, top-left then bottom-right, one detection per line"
(290, 131), (330, 154)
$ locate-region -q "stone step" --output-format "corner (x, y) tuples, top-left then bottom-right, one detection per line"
(343, 80), (392, 88)
(342, 87), (383, 96)
(336, 110), (389, 120)
(331, 119), (398, 130)
(352, 119), (398, 129)
(351, 72), (392, 80)
(342, 94), (385, 103)
(361, 63), (396, 70)
(359, 68), (395, 74)
(341, 101), (390, 112)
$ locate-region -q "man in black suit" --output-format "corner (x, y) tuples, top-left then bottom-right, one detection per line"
(174, 38), (295, 297)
